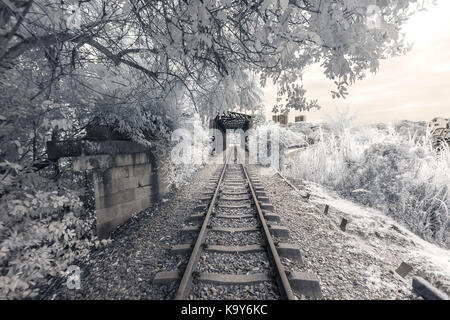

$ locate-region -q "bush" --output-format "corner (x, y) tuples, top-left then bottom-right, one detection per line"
(166, 114), (212, 189)
(284, 122), (450, 248)
(0, 167), (98, 299)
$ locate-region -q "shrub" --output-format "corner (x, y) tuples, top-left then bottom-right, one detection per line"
(0, 167), (98, 299)
(284, 122), (450, 248)
(166, 114), (212, 189)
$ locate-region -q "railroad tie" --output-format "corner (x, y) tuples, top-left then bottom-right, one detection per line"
(412, 277), (449, 300)
(170, 243), (302, 263)
(198, 273), (272, 285)
(218, 203), (251, 209)
(288, 272), (323, 299)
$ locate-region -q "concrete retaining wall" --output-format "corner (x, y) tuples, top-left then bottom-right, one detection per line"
(72, 149), (169, 238)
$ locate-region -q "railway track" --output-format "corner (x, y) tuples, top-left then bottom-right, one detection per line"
(153, 147), (322, 300)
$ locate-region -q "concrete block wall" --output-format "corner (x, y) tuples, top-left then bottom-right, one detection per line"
(73, 150), (169, 238)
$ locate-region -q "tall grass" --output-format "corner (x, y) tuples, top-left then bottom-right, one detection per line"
(284, 120), (450, 248)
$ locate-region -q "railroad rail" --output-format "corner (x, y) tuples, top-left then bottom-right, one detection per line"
(153, 147), (322, 300)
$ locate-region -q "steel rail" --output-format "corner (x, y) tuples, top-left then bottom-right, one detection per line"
(174, 148), (232, 300)
(238, 150), (296, 300)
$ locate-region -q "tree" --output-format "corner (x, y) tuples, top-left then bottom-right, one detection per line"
(1, 0), (435, 116)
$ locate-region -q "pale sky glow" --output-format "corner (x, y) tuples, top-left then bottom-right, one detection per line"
(263, 1), (450, 124)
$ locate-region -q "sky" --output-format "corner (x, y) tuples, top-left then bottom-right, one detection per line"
(262, 1), (450, 125)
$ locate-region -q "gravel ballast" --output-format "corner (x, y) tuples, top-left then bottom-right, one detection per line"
(42, 161), (221, 300)
(40, 156), (436, 300)
(211, 217), (258, 228)
(197, 252), (271, 274)
(190, 282), (280, 300)
(251, 165), (422, 300)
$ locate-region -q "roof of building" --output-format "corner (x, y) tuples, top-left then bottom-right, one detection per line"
(216, 111), (252, 130)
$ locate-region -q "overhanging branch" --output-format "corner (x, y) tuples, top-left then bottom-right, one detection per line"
(0, 32), (160, 81)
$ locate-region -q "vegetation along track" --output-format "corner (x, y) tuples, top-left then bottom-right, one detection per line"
(153, 147), (322, 300)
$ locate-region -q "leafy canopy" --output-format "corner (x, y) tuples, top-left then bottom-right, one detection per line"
(0, 0), (434, 116)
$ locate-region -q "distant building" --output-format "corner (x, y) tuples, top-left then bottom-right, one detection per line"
(428, 117), (450, 150)
(428, 117), (449, 132)
(271, 113), (307, 126)
(272, 114), (288, 126)
(295, 115), (306, 123)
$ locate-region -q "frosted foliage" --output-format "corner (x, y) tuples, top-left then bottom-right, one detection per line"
(166, 114), (212, 189)
(250, 122), (307, 150)
(0, 170), (103, 299)
(285, 123), (450, 248)
(0, 0), (436, 113)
